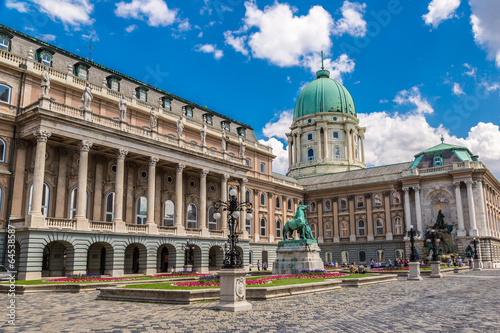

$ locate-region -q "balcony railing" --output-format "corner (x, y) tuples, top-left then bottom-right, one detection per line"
(402, 161), (485, 177)
(90, 221), (114, 232)
(46, 218), (76, 229)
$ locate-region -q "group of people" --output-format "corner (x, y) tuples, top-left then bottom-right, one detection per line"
(370, 258), (408, 269)
(256, 260), (268, 271)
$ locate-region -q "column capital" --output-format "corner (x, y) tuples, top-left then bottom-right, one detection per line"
(33, 130), (51, 142)
(240, 177), (248, 184)
(364, 193), (372, 198)
(149, 156), (159, 166)
(464, 180), (475, 187)
(252, 188), (260, 195)
(221, 174), (230, 182)
(200, 169), (209, 178)
(79, 140), (93, 152)
(332, 196), (339, 202)
(268, 192), (274, 198)
(402, 187), (411, 193)
(453, 180), (461, 188)
(176, 163), (186, 172)
(347, 195), (355, 201)
(383, 190), (391, 196)
(117, 149), (129, 159)
(411, 186), (421, 192)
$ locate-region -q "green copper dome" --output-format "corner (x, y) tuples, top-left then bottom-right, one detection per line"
(294, 69), (356, 120)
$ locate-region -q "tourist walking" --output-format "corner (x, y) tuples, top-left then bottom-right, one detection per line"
(263, 262), (268, 270)
(257, 260), (261, 271)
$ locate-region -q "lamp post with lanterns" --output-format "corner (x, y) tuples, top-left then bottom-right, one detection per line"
(427, 230), (443, 278)
(470, 238), (482, 271)
(405, 225), (422, 281)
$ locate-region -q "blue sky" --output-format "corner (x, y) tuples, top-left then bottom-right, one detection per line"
(2, 0), (500, 176)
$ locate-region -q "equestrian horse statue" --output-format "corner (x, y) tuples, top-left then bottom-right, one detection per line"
(283, 205), (315, 241)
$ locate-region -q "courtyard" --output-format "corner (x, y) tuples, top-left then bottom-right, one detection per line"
(1, 269), (498, 332)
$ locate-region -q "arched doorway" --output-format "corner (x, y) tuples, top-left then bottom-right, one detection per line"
(157, 244), (176, 273)
(87, 242), (113, 275)
(124, 243), (147, 274)
(41, 241), (74, 277)
(208, 246), (224, 271)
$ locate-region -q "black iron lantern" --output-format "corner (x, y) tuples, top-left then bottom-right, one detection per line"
(406, 225), (420, 262)
(470, 238), (479, 260)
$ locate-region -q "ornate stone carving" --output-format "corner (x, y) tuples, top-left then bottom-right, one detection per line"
(200, 123), (207, 146)
(81, 83), (93, 111)
(176, 164), (186, 173)
(118, 97), (127, 122)
(252, 188), (259, 195)
(221, 130), (229, 152)
(177, 116), (184, 138)
(382, 190), (391, 196)
(268, 192), (274, 198)
(27, 48), (34, 60)
(200, 169), (209, 178)
(40, 69), (50, 97)
(79, 140), (93, 152)
(117, 149), (129, 159)
(402, 187), (411, 193)
(33, 130), (51, 142)
(411, 186), (421, 192)
(332, 196), (339, 202)
(235, 277), (245, 301)
(347, 195), (355, 200)
(239, 137), (246, 157)
(222, 174), (230, 182)
(364, 193), (372, 198)
(150, 107), (158, 129)
(149, 156), (159, 166)
(464, 180), (475, 187)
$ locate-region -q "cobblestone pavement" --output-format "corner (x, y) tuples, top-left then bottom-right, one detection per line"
(1, 269), (499, 333)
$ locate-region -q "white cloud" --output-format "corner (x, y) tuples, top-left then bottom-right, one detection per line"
(178, 18), (191, 31)
(463, 63), (476, 77)
(302, 53), (355, 83)
(195, 44), (223, 60)
(379, 99), (388, 103)
(115, 0), (177, 27)
(482, 81), (500, 93)
(262, 110), (293, 140)
(469, 0), (500, 67)
(422, 0), (460, 28)
(29, 0), (94, 27)
(125, 24), (137, 33)
(223, 31), (249, 56)
(393, 86), (434, 114)
(452, 82), (464, 95)
(5, 0), (29, 12)
(197, 31), (203, 38)
(332, 1), (367, 37)
(259, 137), (289, 175)
(38, 33), (56, 42)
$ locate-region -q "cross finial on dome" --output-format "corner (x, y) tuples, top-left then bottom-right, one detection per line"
(321, 50), (324, 70)
(441, 134), (444, 143)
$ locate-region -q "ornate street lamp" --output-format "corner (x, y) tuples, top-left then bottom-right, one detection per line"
(470, 238), (479, 260)
(182, 239), (195, 267)
(426, 230), (441, 262)
(213, 188), (253, 268)
(406, 225), (419, 262)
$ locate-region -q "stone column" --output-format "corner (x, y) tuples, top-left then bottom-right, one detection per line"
(348, 195), (356, 242)
(345, 126), (352, 161)
(92, 156), (104, 221)
(403, 187), (412, 231)
(465, 180), (478, 236)
(253, 189), (260, 241)
(323, 127), (329, 160)
(10, 140), (28, 219)
(221, 174), (229, 232)
(476, 180), (488, 236)
(268, 192), (275, 242)
(413, 186), (423, 232)
(332, 198), (339, 243)
(366, 193), (374, 241)
(317, 199), (323, 243)
(297, 131), (302, 163)
(200, 169), (209, 236)
(125, 163), (135, 223)
(75, 141), (92, 228)
(360, 135), (365, 163)
(286, 135), (293, 166)
(240, 178), (248, 239)
(54, 148), (68, 218)
(27, 130), (51, 228)
(316, 127), (322, 160)
(146, 157), (159, 233)
(453, 181), (466, 237)
(383, 191), (393, 240)
(113, 149), (128, 232)
(175, 164), (186, 235)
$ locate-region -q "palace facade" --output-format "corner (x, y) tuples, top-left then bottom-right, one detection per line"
(0, 25), (498, 280)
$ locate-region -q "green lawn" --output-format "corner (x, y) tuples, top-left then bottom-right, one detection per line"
(2, 275), (196, 285)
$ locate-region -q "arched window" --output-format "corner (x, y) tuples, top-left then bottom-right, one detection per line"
(340, 220), (348, 238)
(136, 196), (147, 224)
(276, 196), (281, 209)
(392, 192), (401, 205)
(358, 250), (366, 262)
(310, 223), (317, 238)
(377, 250), (385, 263)
(356, 196), (364, 209)
(339, 198), (348, 210)
(287, 198), (292, 211)
(260, 218), (267, 237)
(0, 84), (12, 104)
(394, 216), (403, 235)
(325, 222), (333, 239)
(249, 250), (253, 265)
(325, 251), (333, 263)
(0, 138), (6, 162)
(309, 201), (316, 212)
(69, 187), (89, 219)
(245, 189), (251, 203)
(245, 215), (252, 234)
(357, 219), (366, 237)
(163, 200), (174, 226)
(28, 183), (50, 217)
(307, 148), (314, 161)
(324, 200), (331, 211)
(260, 193), (266, 206)
(276, 220), (282, 238)
(208, 206), (217, 230)
(334, 146), (341, 159)
(375, 218), (384, 236)
(374, 193), (383, 207)
(186, 203), (198, 228)
(105, 192), (115, 222)
(341, 250), (349, 264)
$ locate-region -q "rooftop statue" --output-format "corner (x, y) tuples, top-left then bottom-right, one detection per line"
(283, 205), (315, 241)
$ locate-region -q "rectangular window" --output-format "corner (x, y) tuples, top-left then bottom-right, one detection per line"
(139, 90), (147, 101)
(307, 133), (313, 141)
(77, 67), (88, 80)
(434, 156), (442, 167)
(246, 218), (251, 234)
(237, 127), (246, 137)
(163, 98), (171, 110)
(333, 131), (339, 139)
(110, 80), (119, 91)
(245, 158), (251, 167)
(0, 37), (9, 51)
(41, 54), (52, 67)
(221, 121), (230, 131)
(184, 106), (193, 118)
(205, 115), (213, 125)
(260, 162), (265, 174)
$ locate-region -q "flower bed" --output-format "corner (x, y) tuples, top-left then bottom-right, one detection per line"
(43, 272), (209, 283)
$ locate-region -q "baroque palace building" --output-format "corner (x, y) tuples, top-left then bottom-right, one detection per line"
(0, 25), (498, 280)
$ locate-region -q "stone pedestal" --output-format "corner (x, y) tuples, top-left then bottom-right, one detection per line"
(272, 239), (325, 275)
(472, 258), (482, 271)
(216, 268), (252, 312)
(408, 262), (422, 281)
(429, 261), (443, 278)
(457, 229), (467, 237)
